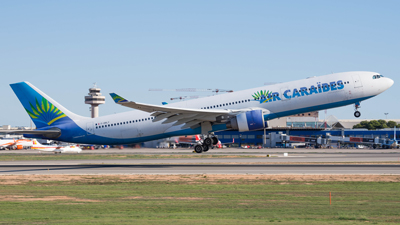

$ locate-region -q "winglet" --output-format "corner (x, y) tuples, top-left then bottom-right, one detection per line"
(110, 93), (129, 103)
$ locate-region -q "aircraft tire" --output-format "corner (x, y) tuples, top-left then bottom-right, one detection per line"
(354, 111), (361, 118)
(212, 137), (219, 145)
(194, 145), (203, 153)
(204, 137), (213, 146)
(202, 144), (209, 152)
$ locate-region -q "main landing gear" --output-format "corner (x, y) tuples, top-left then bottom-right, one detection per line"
(354, 102), (361, 118)
(194, 134), (219, 154)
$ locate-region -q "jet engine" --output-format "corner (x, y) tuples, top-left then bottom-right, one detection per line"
(227, 109), (270, 132)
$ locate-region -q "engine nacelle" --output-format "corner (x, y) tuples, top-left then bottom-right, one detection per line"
(227, 109), (268, 131)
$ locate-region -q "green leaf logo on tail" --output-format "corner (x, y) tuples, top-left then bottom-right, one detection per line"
(25, 97), (67, 125)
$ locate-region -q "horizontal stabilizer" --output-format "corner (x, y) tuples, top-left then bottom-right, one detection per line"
(0, 129), (61, 139)
(0, 130), (60, 135)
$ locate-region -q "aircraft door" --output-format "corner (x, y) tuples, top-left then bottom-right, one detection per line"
(86, 122), (94, 135)
(280, 87), (291, 101)
(279, 87), (291, 112)
(352, 75), (363, 88)
(351, 74), (364, 98)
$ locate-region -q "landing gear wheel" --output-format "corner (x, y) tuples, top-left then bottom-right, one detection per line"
(354, 111), (361, 118)
(204, 137), (213, 146)
(194, 145), (203, 153)
(202, 144), (209, 152)
(212, 137), (219, 145)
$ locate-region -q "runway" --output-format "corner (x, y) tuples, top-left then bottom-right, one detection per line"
(0, 164), (399, 175)
(1, 148), (399, 175)
(3, 147), (400, 155)
(1, 153), (399, 165)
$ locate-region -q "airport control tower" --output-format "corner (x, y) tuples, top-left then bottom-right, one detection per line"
(84, 83), (105, 118)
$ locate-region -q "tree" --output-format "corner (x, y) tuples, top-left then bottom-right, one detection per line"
(377, 120), (388, 129)
(352, 120), (398, 130)
(387, 121), (398, 128)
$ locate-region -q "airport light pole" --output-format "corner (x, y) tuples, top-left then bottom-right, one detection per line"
(384, 113), (389, 120)
(263, 128), (266, 148)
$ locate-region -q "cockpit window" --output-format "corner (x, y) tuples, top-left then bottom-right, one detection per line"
(373, 75), (382, 79)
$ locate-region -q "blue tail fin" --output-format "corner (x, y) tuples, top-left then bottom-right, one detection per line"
(10, 82), (85, 129)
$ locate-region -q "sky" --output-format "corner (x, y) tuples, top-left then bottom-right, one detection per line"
(1, 0), (399, 127)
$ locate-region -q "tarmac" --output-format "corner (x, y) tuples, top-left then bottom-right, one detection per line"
(1, 147), (400, 155)
(0, 147), (399, 175)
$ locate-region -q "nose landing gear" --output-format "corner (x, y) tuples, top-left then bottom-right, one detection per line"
(354, 111), (361, 118)
(354, 102), (361, 118)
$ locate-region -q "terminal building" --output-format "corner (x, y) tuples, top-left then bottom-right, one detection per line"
(213, 112), (400, 148)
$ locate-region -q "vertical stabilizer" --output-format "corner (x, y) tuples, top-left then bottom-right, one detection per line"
(10, 82), (86, 128)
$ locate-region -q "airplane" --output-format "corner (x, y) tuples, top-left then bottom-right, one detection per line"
(12, 139), (33, 149)
(0, 139), (17, 150)
(0, 139), (33, 150)
(31, 139), (82, 154)
(9, 71), (393, 153)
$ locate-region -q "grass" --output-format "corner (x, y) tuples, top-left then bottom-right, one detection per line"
(0, 176), (399, 224)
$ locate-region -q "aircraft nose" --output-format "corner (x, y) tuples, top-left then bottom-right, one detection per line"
(387, 78), (394, 88)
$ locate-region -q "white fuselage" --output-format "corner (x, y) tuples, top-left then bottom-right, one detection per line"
(67, 71), (393, 144)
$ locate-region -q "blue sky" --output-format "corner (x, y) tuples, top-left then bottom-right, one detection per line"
(1, 1), (399, 126)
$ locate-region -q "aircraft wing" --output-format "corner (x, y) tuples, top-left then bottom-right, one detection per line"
(110, 93), (240, 129)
